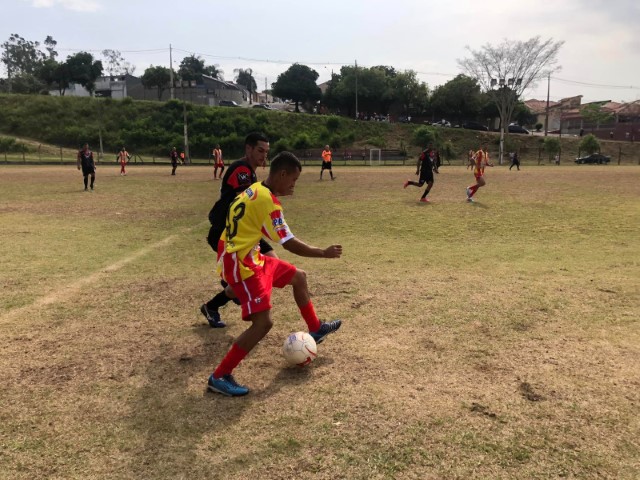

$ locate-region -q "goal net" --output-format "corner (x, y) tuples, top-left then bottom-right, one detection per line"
(369, 149), (382, 166)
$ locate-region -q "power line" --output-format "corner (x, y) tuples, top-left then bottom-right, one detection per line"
(551, 76), (640, 90)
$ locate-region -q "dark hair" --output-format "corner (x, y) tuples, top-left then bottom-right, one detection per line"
(270, 152), (302, 175)
(245, 132), (269, 147)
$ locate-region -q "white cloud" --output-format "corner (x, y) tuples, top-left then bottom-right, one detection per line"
(26, 0), (102, 12)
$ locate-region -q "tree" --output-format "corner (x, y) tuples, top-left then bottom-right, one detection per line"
(581, 103), (614, 132)
(44, 35), (57, 60)
(459, 36), (563, 164)
(580, 134), (600, 155)
(141, 65), (172, 100)
(430, 74), (482, 123)
(66, 51), (103, 95)
(234, 68), (257, 103)
(178, 55), (221, 84)
(1, 33), (46, 92)
(543, 137), (561, 162)
(101, 49), (135, 76)
(203, 64), (223, 80)
(272, 63), (321, 112)
(391, 70), (429, 115)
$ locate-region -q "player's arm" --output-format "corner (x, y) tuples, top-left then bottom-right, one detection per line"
(415, 157), (421, 175)
(283, 237), (342, 259)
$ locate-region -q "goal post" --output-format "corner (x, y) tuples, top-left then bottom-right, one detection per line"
(368, 148), (382, 166)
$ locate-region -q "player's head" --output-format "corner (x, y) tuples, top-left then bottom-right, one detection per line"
(245, 132), (270, 168)
(172, 146), (176, 151)
(82, 143), (89, 150)
(268, 152), (302, 197)
(121, 146), (125, 151)
(324, 145), (330, 150)
(215, 144), (220, 149)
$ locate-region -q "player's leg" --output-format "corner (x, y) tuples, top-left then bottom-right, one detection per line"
(420, 180), (433, 201)
(219, 164), (225, 177)
(329, 165), (334, 180)
(90, 172), (95, 190)
(83, 173), (88, 190)
(320, 164), (324, 179)
(279, 263), (341, 344)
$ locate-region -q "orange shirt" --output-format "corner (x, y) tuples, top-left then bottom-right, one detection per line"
(322, 150), (332, 163)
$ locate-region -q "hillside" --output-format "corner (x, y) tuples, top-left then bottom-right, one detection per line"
(0, 94), (638, 164)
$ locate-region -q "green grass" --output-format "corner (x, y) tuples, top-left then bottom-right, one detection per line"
(0, 164), (639, 479)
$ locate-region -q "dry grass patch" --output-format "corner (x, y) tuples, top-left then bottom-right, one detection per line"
(0, 164), (639, 479)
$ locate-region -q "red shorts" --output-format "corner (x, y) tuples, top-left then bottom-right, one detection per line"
(215, 161), (224, 167)
(229, 256), (297, 320)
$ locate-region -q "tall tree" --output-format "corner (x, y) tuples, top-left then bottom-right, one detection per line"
(272, 63), (321, 112)
(101, 49), (135, 76)
(391, 70), (429, 115)
(179, 55), (221, 84)
(430, 74), (482, 124)
(44, 35), (58, 60)
(141, 65), (172, 100)
(1, 33), (46, 92)
(234, 68), (257, 103)
(66, 51), (103, 95)
(458, 36), (563, 163)
(581, 103), (614, 131)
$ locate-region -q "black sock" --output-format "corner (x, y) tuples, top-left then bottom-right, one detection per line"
(90, 177), (94, 188)
(206, 290), (232, 310)
(84, 177), (88, 188)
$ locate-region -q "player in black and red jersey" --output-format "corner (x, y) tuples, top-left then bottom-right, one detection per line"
(77, 143), (96, 191)
(200, 132), (275, 328)
(403, 143), (439, 202)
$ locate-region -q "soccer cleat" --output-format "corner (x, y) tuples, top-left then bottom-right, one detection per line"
(207, 373), (249, 396)
(419, 197), (429, 203)
(200, 304), (226, 328)
(310, 320), (342, 344)
(467, 197), (474, 203)
(403, 180), (409, 189)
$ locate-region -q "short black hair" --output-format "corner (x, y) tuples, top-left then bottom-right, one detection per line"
(245, 132), (269, 147)
(270, 152), (302, 175)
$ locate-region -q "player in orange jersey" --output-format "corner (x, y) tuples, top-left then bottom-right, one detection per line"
(207, 152), (342, 396)
(116, 147), (130, 176)
(212, 144), (224, 179)
(466, 145), (493, 202)
(320, 144), (334, 180)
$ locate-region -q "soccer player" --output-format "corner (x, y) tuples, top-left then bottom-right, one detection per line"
(77, 143), (96, 191)
(403, 144), (438, 202)
(200, 133), (273, 328)
(170, 147), (179, 175)
(212, 144), (224, 179)
(320, 144), (334, 180)
(117, 146), (130, 176)
(207, 152), (342, 396)
(466, 145), (493, 202)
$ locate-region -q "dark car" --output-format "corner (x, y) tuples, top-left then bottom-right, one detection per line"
(462, 121), (489, 131)
(218, 100), (240, 107)
(508, 124), (530, 135)
(574, 153), (611, 164)
(252, 103), (273, 110)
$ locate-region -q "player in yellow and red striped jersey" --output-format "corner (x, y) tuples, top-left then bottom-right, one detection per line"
(207, 152), (343, 397)
(466, 144), (493, 202)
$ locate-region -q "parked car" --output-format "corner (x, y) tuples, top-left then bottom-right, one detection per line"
(508, 124), (530, 135)
(462, 121), (489, 131)
(574, 153), (611, 164)
(431, 119), (452, 127)
(218, 100), (240, 107)
(252, 103), (273, 110)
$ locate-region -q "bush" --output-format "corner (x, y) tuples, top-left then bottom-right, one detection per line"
(326, 116), (341, 132)
(543, 137), (561, 155)
(272, 138), (291, 154)
(412, 126), (436, 147)
(579, 134), (600, 155)
(535, 123), (543, 132)
(292, 133), (313, 150)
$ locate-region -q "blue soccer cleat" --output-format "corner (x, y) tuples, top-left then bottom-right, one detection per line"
(310, 320), (342, 344)
(207, 373), (249, 396)
(200, 304), (226, 328)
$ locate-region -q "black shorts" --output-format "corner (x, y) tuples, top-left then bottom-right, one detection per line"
(419, 170), (434, 184)
(81, 163), (95, 176)
(207, 225), (273, 255)
(321, 161), (332, 170)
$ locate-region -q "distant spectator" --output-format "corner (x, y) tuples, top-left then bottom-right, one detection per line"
(579, 128), (584, 137)
(509, 151), (520, 171)
(554, 153), (560, 165)
(610, 131), (614, 139)
(170, 147), (179, 175)
(625, 132), (630, 141)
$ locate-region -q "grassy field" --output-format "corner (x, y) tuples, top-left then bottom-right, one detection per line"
(0, 164), (638, 479)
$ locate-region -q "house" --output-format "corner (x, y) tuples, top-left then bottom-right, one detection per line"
(49, 74), (142, 98)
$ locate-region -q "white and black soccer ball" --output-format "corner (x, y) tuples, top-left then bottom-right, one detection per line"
(282, 332), (317, 367)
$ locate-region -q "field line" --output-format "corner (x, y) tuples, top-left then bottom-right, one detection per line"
(0, 223), (208, 324)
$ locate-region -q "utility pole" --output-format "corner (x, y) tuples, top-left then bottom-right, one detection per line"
(169, 44), (174, 100)
(544, 73), (550, 136)
(181, 82), (189, 162)
(355, 60), (358, 119)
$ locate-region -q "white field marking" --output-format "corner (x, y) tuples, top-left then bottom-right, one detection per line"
(0, 223), (208, 324)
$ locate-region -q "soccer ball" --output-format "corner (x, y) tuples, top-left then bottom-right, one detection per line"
(282, 331), (317, 367)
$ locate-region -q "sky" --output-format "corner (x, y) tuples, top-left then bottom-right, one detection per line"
(3, 0), (640, 104)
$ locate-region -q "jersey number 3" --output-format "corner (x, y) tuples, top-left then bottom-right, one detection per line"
(226, 202), (246, 241)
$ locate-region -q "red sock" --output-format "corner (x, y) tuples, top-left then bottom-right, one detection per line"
(213, 343), (248, 378)
(300, 302), (321, 332)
